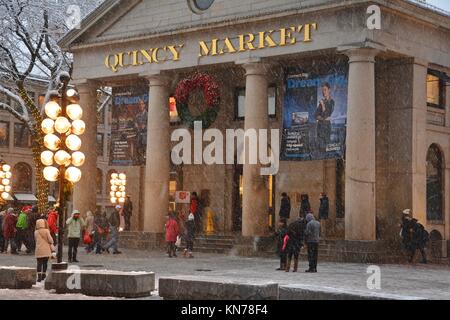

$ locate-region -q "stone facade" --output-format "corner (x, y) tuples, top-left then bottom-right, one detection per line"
(58, 0), (449, 256)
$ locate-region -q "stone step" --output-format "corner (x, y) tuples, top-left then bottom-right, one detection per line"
(192, 246), (232, 254)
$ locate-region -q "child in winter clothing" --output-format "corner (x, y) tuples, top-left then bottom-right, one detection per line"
(34, 219), (54, 282)
(165, 213), (179, 258)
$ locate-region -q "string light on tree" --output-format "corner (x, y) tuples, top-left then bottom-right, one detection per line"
(110, 172), (127, 204)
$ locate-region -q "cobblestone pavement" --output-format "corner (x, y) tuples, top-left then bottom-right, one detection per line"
(0, 248), (449, 300)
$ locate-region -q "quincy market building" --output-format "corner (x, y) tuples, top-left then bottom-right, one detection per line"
(60, 0), (450, 260)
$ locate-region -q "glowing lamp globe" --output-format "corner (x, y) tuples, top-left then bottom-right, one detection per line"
(71, 151), (85, 167)
(111, 197), (117, 204)
(45, 101), (62, 120)
(4, 186), (11, 193)
(44, 134), (61, 151)
(43, 166), (59, 182)
(2, 164), (11, 172)
(2, 179), (10, 186)
(67, 104), (83, 121)
(71, 120), (85, 135)
(41, 119), (55, 134)
(110, 191), (116, 197)
(119, 173), (126, 180)
(5, 172), (11, 179)
(41, 151), (54, 166)
(111, 185), (118, 192)
(0, 185), (4, 192)
(65, 166), (82, 183)
(65, 134), (81, 151)
(115, 191), (122, 197)
(0, 172), (4, 179)
(121, 179), (126, 186)
(54, 117), (71, 134)
(54, 150), (71, 166)
(119, 186), (125, 192)
(66, 89), (80, 103)
(111, 173), (118, 180)
(1, 192), (9, 200)
(114, 180), (121, 186)
(119, 197), (125, 203)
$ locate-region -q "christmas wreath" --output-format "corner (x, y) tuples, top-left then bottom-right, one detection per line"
(175, 73), (220, 129)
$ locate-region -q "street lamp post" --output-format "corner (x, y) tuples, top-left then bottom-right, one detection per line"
(41, 73), (85, 269)
(0, 162), (12, 203)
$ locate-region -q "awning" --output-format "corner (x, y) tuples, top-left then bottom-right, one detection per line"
(48, 196), (56, 203)
(13, 193), (38, 202)
(2, 194), (14, 201)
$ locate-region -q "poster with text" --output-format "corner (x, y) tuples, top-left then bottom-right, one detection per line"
(110, 86), (149, 166)
(281, 71), (348, 161)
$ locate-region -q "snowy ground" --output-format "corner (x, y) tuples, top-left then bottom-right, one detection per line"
(0, 247), (449, 300)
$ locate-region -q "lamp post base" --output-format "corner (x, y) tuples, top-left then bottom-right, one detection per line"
(52, 262), (68, 271)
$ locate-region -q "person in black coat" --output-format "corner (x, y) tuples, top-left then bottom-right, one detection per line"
(279, 193), (291, 222)
(183, 213), (196, 258)
(299, 194), (311, 218)
(410, 219), (429, 263)
(285, 216), (307, 272)
(319, 193), (329, 220)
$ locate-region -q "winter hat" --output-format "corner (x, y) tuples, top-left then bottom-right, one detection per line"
(72, 210), (80, 215)
(7, 208), (14, 214)
(306, 213), (315, 222)
(188, 213), (195, 221)
(402, 209), (411, 216)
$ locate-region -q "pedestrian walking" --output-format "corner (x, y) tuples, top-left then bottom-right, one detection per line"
(15, 207), (31, 253)
(318, 192), (329, 220)
(84, 211), (95, 253)
(47, 209), (58, 244)
(279, 193), (291, 222)
(94, 211), (109, 254)
(165, 213), (179, 258)
(102, 206), (122, 254)
(2, 208), (18, 254)
(66, 210), (86, 263)
(305, 213), (321, 273)
(123, 196), (133, 231)
(190, 192), (202, 232)
(34, 219), (54, 282)
(275, 219), (288, 270)
(0, 209), (5, 253)
(183, 213), (195, 258)
(400, 210), (429, 263)
(285, 215), (307, 272)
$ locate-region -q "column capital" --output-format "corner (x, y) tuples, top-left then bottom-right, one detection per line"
(139, 71), (171, 87)
(71, 79), (99, 92)
(238, 60), (273, 77)
(342, 47), (379, 64)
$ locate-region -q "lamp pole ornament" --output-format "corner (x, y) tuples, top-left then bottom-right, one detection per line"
(40, 72), (85, 268)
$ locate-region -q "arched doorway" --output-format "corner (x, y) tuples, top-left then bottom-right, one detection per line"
(426, 144), (444, 221)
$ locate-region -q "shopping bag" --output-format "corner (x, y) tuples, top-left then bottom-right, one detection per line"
(175, 235), (182, 248)
(83, 231), (92, 245)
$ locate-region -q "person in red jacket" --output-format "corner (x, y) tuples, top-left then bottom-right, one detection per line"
(165, 213), (179, 258)
(47, 210), (58, 244)
(2, 208), (18, 254)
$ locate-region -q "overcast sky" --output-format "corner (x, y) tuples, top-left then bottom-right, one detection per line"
(425, 0), (450, 12)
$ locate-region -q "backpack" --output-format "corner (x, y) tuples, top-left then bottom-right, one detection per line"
(16, 212), (28, 230)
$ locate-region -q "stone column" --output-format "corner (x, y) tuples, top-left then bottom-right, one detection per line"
(410, 60), (428, 225)
(72, 80), (98, 216)
(241, 62), (270, 237)
(142, 74), (170, 233)
(344, 48), (378, 241)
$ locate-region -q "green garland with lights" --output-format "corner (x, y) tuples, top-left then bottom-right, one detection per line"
(17, 82), (49, 215)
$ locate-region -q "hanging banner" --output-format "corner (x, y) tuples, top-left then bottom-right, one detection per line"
(281, 70), (348, 161)
(109, 87), (149, 166)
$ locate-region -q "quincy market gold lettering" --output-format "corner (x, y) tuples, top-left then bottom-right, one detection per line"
(105, 44), (184, 72)
(199, 23), (318, 57)
(104, 23), (318, 72)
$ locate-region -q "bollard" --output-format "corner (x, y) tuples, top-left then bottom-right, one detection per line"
(206, 208), (214, 235)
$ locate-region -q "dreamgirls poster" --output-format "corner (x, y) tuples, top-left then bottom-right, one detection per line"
(110, 87), (149, 166)
(281, 70), (348, 161)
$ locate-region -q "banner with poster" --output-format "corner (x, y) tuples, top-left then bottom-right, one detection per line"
(109, 87), (149, 166)
(281, 70), (348, 161)
(175, 191), (191, 204)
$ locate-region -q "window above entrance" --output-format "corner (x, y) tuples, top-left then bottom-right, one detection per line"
(188, 0), (215, 14)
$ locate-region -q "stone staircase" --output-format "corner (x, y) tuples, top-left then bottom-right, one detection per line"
(182, 234), (237, 254)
